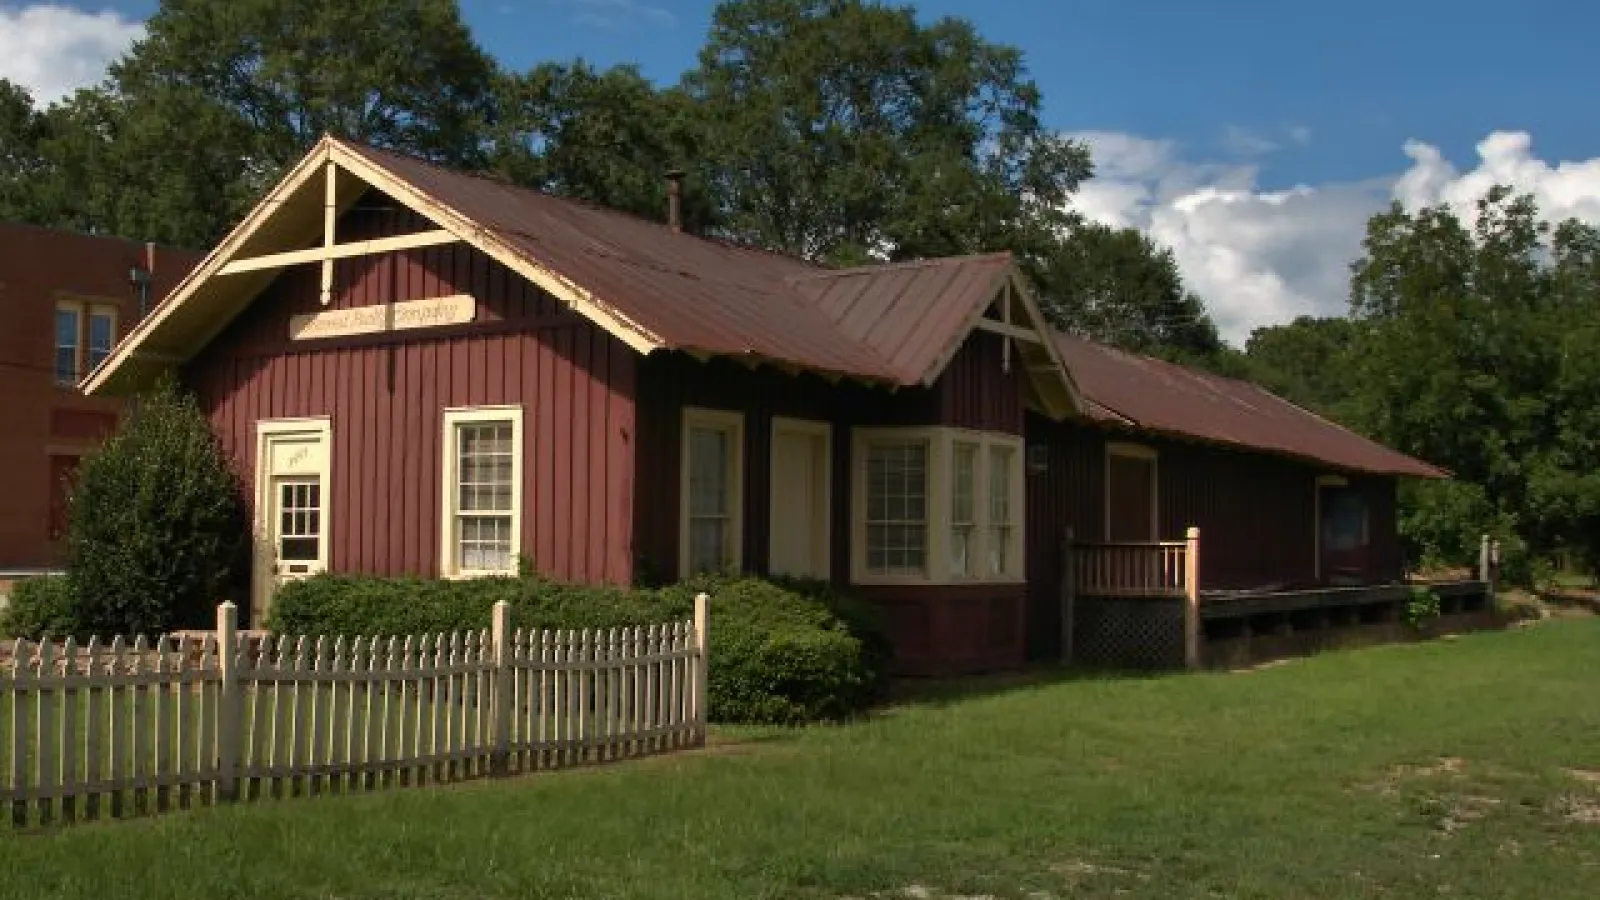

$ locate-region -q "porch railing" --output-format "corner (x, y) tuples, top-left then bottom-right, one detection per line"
(1073, 538), (1193, 598)
(1063, 527), (1201, 669)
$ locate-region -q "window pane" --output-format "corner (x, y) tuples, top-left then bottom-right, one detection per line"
(88, 312), (114, 369)
(281, 537), (319, 561)
(688, 426), (730, 517)
(989, 446), (1012, 524)
(989, 446), (1014, 575)
(458, 514), (512, 571)
(864, 440), (928, 576)
(952, 444), (975, 523)
(55, 308), (80, 385)
(453, 419), (516, 570)
(687, 518), (728, 574)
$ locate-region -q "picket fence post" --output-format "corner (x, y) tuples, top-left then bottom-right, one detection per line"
(215, 600), (240, 803)
(1183, 527), (1202, 670)
(490, 600), (512, 776)
(693, 593), (709, 745)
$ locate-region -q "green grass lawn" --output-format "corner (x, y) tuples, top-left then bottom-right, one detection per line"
(3, 621), (1599, 899)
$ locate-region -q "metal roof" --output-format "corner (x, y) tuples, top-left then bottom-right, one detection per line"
(1052, 333), (1446, 478)
(346, 144), (1024, 385)
(85, 137), (1444, 479)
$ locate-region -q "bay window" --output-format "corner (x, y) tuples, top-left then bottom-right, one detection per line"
(441, 406), (523, 578)
(851, 427), (1024, 584)
(680, 407), (744, 575)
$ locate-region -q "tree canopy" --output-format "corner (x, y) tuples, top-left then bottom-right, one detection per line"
(6, 0), (1231, 362)
(1244, 188), (1600, 580)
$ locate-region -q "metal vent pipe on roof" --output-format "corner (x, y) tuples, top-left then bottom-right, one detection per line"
(666, 168), (685, 233)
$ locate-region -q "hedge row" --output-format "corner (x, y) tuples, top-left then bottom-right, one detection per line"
(265, 573), (891, 725)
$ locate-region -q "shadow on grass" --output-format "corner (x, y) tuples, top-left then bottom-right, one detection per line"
(884, 663), (1173, 710)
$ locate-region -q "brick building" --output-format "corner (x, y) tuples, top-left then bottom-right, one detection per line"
(0, 222), (198, 578)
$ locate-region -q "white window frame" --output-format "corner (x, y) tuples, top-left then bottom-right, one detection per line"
(54, 299), (83, 387)
(850, 426), (1025, 585)
(986, 440), (1023, 579)
(1104, 441), (1159, 542)
(254, 417), (333, 619)
(679, 406), (745, 576)
(86, 304), (119, 375)
(440, 405), (524, 579)
(768, 416), (831, 579)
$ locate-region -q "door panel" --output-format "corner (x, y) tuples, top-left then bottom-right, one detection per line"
(769, 422), (829, 578)
(1107, 454), (1156, 542)
(255, 422), (330, 623)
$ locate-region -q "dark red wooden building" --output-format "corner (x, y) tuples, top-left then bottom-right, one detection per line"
(87, 138), (1453, 673)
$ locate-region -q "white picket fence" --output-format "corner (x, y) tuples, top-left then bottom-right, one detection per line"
(1, 595), (708, 828)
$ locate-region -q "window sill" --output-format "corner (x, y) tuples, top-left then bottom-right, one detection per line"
(442, 569), (518, 581)
(849, 575), (1027, 588)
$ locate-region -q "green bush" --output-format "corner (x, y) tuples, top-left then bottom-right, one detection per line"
(0, 576), (80, 639)
(64, 378), (248, 636)
(267, 572), (890, 725)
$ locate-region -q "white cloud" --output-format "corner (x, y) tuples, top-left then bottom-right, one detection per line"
(0, 4), (143, 106)
(1070, 129), (1600, 345)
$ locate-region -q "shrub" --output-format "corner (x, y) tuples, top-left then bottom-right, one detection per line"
(267, 572), (890, 725)
(1402, 586), (1442, 629)
(0, 576), (80, 639)
(64, 378), (248, 636)
(661, 575), (888, 724)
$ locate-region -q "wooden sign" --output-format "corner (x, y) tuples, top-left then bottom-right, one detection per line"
(288, 294), (476, 341)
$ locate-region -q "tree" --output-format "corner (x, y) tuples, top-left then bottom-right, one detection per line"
(14, 0), (499, 248)
(1242, 316), (1358, 418)
(65, 380), (247, 636)
(1033, 222), (1226, 364)
(683, 0), (1090, 264)
(489, 61), (718, 231)
(0, 79), (48, 222)
(1346, 187), (1600, 577)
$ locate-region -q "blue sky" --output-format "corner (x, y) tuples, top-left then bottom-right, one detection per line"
(5, 0), (1600, 340)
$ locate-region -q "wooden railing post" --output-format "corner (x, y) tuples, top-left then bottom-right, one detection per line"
(215, 601), (240, 804)
(1478, 534), (1491, 584)
(1183, 527), (1201, 670)
(1061, 528), (1077, 665)
(490, 600), (512, 776)
(693, 593), (710, 745)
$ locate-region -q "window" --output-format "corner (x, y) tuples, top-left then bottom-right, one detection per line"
(1317, 475), (1370, 582)
(55, 304), (81, 386)
(851, 428), (1024, 584)
(680, 408), (744, 575)
(87, 307), (117, 372)
(52, 300), (118, 386)
(441, 406), (523, 577)
(950, 442), (977, 575)
(988, 444), (1016, 576)
(865, 439), (930, 577)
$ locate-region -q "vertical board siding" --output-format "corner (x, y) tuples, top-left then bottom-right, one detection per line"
(183, 192), (636, 600)
(1024, 412), (1407, 660)
(935, 330), (1027, 434)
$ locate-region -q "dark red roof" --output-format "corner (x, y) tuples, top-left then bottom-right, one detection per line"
(1053, 333), (1446, 478)
(345, 143), (1015, 386)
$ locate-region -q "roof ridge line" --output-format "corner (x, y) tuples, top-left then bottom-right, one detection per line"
(785, 250), (1014, 282)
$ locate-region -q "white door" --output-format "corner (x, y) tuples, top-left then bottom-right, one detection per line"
(255, 420), (331, 621)
(769, 419), (830, 579)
